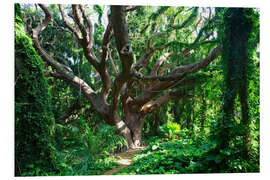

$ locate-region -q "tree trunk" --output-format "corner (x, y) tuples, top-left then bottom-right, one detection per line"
(115, 108), (144, 148)
(124, 112), (144, 147)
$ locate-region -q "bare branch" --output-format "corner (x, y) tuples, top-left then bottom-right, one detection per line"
(133, 49), (155, 72)
(31, 4), (51, 39)
(79, 5), (94, 47)
(31, 4), (96, 102)
(58, 4), (81, 41)
(100, 15), (113, 67)
(28, 4), (120, 130)
(130, 45), (221, 107)
(44, 71), (63, 78)
(141, 91), (191, 114)
(151, 52), (171, 75)
(129, 81), (172, 107)
(169, 45), (221, 74)
(98, 15), (114, 99)
(61, 7), (98, 69)
(110, 5), (134, 117)
(134, 45), (221, 81)
(60, 5), (110, 99)
(159, 64), (177, 75)
(72, 5), (89, 44)
(99, 69), (111, 99)
(108, 49), (119, 74)
(77, 6), (111, 99)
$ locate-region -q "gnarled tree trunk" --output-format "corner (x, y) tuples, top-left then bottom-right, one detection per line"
(123, 111), (144, 147)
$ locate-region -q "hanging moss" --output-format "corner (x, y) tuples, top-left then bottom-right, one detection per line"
(15, 4), (56, 176)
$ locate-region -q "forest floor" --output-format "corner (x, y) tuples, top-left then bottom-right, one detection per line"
(103, 146), (145, 175)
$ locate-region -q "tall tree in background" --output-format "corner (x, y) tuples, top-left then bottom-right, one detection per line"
(213, 8), (259, 169)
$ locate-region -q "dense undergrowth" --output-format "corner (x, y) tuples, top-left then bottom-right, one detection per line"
(21, 122), (127, 176)
(52, 122), (127, 175)
(115, 122), (259, 175)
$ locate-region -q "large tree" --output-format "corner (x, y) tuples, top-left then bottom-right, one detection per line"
(23, 4), (222, 148)
(219, 7), (259, 160)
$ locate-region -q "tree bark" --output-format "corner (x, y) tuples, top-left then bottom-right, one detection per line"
(122, 110), (144, 147)
(128, 114), (145, 146)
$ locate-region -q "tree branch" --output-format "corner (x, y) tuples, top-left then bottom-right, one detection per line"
(129, 81), (172, 107)
(133, 49), (155, 72)
(58, 5), (81, 41)
(72, 5), (89, 45)
(96, 14), (114, 99)
(169, 45), (221, 74)
(159, 64), (177, 75)
(151, 52), (171, 75)
(141, 91), (191, 114)
(134, 45), (221, 81)
(108, 49), (119, 74)
(110, 5), (134, 118)
(31, 4), (96, 103)
(71, 5), (110, 99)
(32, 4), (51, 36)
(133, 8), (199, 73)
(29, 4), (120, 129)
(59, 5), (100, 69)
(130, 45), (221, 107)
(100, 14), (113, 66)
(79, 5), (94, 47)
(44, 71), (64, 78)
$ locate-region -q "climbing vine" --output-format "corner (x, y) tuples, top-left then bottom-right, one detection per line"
(208, 8), (259, 171)
(15, 4), (56, 176)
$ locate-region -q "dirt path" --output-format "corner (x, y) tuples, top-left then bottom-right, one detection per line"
(103, 147), (145, 175)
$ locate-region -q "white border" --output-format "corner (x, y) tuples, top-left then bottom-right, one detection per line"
(11, 0), (264, 7)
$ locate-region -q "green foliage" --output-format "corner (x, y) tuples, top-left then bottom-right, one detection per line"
(53, 120), (126, 175)
(93, 5), (103, 24)
(115, 134), (209, 175)
(116, 127), (259, 175)
(158, 121), (180, 140)
(207, 7), (260, 171)
(94, 23), (105, 46)
(150, 6), (170, 20)
(15, 4), (56, 175)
